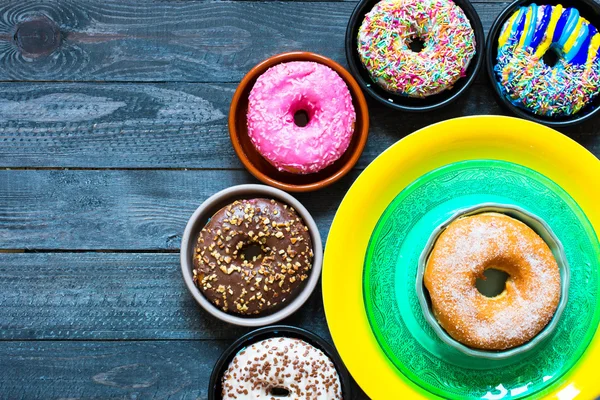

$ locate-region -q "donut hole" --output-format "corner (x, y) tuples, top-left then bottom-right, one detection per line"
(542, 47), (560, 68)
(408, 36), (426, 53)
(240, 243), (265, 261)
(270, 387), (290, 397)
(476, 268), (510, 298)
(293, 109), (310, 127)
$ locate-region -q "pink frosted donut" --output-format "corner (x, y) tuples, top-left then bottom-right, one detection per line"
(247, 61), (356, 174)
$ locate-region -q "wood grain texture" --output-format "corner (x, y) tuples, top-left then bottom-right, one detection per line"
(1, 82), (598, 169)
(0, 252), (330, 340)
(0, 1), (506, 82)
(0, 1), (597, 399)
(0, 169), (353, 250)
(0, 340), (224, 399)
(0, 340), (367, 399)
(0, 82), (231, 168)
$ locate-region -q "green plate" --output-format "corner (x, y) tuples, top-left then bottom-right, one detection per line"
(363, 160), (600, 399)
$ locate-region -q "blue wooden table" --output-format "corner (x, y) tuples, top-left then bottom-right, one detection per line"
(0, 1), (599, 399)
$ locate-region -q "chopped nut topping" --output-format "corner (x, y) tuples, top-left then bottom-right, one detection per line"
(192, 198), (314, 316)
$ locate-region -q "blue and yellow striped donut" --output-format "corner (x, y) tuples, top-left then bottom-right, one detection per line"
(494, 4), (600, 117)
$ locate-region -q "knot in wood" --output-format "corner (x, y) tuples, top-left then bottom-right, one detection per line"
(14, 16), (61, 57)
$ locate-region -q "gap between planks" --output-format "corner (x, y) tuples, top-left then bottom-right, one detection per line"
(0, 249), (181, 253)
(0, 338), (233, 342)
(2, 167), (248, 171)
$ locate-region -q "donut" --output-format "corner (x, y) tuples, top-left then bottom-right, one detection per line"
(423, 213), (561, 350)
(222, 337), (343, 399)
(495, 4), (600, 116)
(193, 198), (313, 315)
(357, 0), (476, 98)
(247, 61), (356, 174)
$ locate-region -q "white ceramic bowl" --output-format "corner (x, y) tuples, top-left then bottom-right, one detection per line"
(180, 184), (323, 326)
(416, 203), (570, 359)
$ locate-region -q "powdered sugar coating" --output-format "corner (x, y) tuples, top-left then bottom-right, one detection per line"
(221, 337), (343, 399)
(423, 213), (561, 350)
(247, 61), (356, 174)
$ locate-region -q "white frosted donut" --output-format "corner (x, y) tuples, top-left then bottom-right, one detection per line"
(221, 337), (343, 399)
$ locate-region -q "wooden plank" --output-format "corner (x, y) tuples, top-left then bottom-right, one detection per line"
(0, 340), (369, 399)
(0, 252), (330, 341)
(0, 340), (224, 399)
(0, 82), (233, 168)
(0, 169), (352, 250)
(0, 1), (506, 82)
(1, 81), (598, 169)
(0, 82), (232, 168)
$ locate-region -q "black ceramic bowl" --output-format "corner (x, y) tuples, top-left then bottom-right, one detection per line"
(486, 0), (600, 127)
(208, 325), (352, 400)
(345, 0), (485, 112)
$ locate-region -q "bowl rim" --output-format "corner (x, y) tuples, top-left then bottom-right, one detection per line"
(484, 0), (600, 127)
(207, 325), (352, 400)
(416, 202), (570, 360)
(180, 184), (323, 326)
(344, 0), (485, 112)
(228, 51), (369, 193)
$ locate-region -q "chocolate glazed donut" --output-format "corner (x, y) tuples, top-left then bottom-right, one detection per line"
(193, 198), (313, 315)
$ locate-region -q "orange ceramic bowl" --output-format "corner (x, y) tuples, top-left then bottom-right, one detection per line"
(229, 51), (370, 192)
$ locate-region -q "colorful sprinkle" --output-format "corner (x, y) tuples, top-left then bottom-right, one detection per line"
(495, 4), (600, 117)
(357, 0), (476, 98)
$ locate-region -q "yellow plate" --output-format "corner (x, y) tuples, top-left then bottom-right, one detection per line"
(322, 116), (600, 399)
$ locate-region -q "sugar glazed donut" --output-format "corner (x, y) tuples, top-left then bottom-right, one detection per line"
(495, 4), (600, 116)
(424, 213), (561, 350)
(222, 337), (343, 399)
(357, 0), (476, 98)
(247, 61), (356, 174)
(193, 199), (313, 315)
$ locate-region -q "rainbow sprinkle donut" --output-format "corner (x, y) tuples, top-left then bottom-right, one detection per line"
(495, 4), (600, 117)
(357, 0), (476, 98)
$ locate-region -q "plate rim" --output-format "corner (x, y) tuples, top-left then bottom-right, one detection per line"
(322, 115), (600, 399)
(364, 163), (594, 397)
